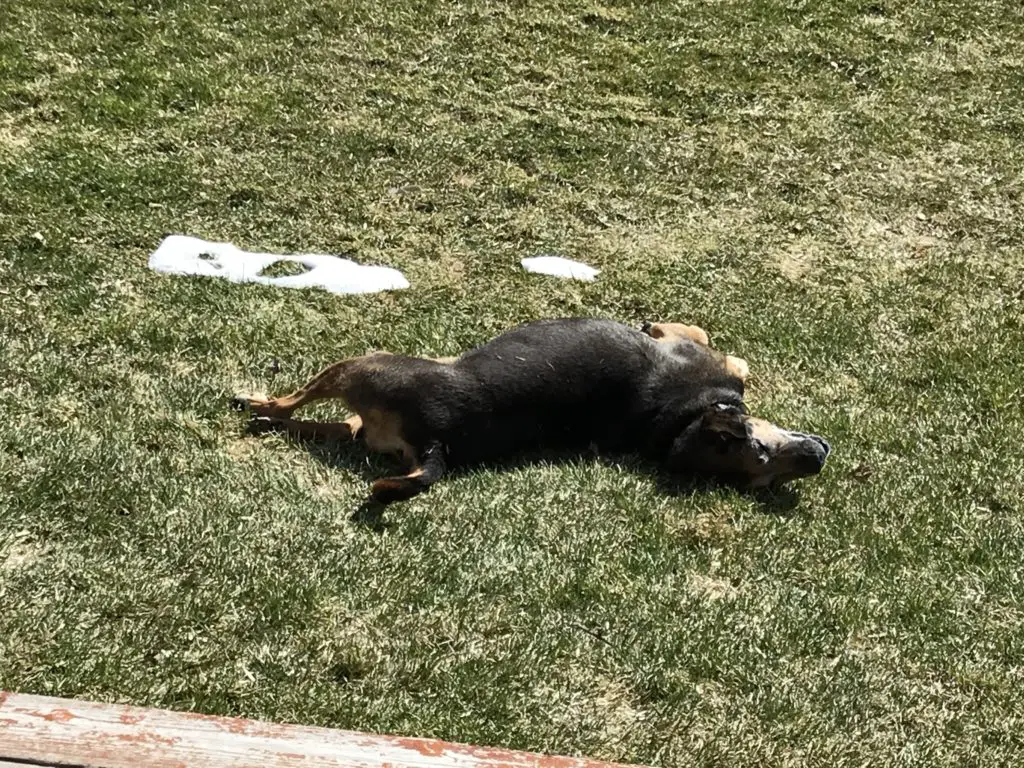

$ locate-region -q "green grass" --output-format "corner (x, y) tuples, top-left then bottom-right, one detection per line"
(2, 0), (1023, 764)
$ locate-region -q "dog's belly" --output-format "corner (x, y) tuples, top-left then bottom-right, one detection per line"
(437, 321), (657, 464)
(360, 407), (416, 464)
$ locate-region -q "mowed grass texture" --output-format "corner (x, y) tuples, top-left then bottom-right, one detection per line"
(2, 0), (1023, 764)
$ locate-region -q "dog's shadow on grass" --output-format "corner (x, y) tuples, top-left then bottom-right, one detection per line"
(654, 473), (804, 517)
(249, 424), (400, 531)
(241, 416), (804, 528)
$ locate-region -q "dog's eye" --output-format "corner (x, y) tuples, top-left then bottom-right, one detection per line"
(754, 440), (770, 463)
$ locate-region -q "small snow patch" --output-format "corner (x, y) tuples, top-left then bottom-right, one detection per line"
(521, 255), (599, 281)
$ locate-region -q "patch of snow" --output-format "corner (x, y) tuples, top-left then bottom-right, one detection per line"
(521, 255), (599, 282)
(148, 235), (409, 295)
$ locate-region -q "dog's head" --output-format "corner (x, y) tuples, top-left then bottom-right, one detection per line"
(669, 403), (831, 488)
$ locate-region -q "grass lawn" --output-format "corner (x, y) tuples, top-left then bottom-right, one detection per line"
(2, 0), (1023, 764)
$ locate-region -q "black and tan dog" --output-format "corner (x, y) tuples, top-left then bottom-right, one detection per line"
(233, 318), (830, 503)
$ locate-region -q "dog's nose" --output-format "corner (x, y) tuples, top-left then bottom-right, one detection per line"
(808, 433), (831, 458)
(797, 435), (830, 474)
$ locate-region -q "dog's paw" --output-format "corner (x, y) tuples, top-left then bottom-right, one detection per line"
(245, 416), (281, 436)
(725, 355), (749, 381)
(231, 394), (274, 413)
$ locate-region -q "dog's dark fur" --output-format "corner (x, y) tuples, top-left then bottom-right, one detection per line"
(234, 318), (830, 503)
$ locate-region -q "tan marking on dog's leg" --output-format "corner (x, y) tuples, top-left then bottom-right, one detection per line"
(371, 467), (424, 503)
(725, 355), (749, 381)
(370, 441), (446, 504)
(646, 323), (710, 346)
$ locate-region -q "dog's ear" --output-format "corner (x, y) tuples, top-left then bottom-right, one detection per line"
(702, 403), (750, 441)
(667, 404), (749, 472)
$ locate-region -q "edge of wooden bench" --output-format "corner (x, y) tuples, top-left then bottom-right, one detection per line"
(0, 691), (645, 768)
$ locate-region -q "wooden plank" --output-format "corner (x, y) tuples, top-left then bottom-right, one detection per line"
(0, 692), (642, 768)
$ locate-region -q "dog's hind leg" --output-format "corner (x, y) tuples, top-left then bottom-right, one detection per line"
(233, 353), (392, 418)
(642, 322), (710, 346)
(247, 414), (363, 442)
(370, 441), (446, 504)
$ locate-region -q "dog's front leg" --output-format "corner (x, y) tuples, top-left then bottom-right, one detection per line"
(641, 322), (710, 346)
(642, 322), (749, 381)
(370, 441), (447, 504)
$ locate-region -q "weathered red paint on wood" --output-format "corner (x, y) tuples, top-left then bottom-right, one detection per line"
(0, 692), (644, 768)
